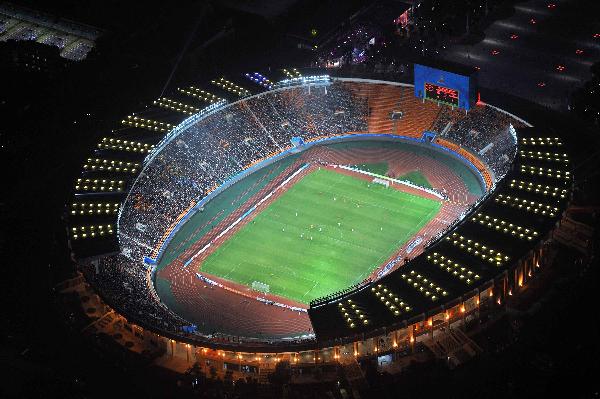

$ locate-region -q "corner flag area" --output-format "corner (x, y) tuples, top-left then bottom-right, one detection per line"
(199, 167), (442, 304)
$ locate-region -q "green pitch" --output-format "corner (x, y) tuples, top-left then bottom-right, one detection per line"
(199, 168), (441, 304)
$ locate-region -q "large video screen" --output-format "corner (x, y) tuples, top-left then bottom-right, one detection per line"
(424, 83), (459, 107)
(414, 63), (474, 110)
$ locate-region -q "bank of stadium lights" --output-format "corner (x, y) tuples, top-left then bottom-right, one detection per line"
(177, 87), (223, 103)
(70, 202), (119, 216)
(400, 270), (448, 301)
(520, 164), (571, 180)
(121, 115), (173, 133)
(520, 137), (562, 147)
(71, 224), (114, 240)
(371, 284), (411, 316)
(426, 252), (480, 284)
(282, 68), (302, 79)
(519, 150), (569, 164)
(273, 75), (331, 89)
(509, 179), (568, 199)
(494, 194), (559, 217)
(83, 158), (140, 174)
(337, 299), (368, 328)
(210, 78), (251, 97)
(471, 213), (539, 241)
(153, 97), (199, 116)
(74, 178), (125, 193)
(97, 137), (154, 154)
(445, 232), (509, 267)
(245, 72), (273, 89)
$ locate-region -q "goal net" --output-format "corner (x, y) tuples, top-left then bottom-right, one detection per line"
(372, 177), (390, 188)
(251, 281), (270, 294)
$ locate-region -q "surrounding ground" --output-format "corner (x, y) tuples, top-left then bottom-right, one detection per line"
(199, 167), (441, 303)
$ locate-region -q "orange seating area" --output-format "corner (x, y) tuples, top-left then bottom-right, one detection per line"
(342, 82), (442, 138)
(434, 138), (494, 191)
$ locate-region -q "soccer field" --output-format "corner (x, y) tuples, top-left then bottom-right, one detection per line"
(199, 167), (441, 304)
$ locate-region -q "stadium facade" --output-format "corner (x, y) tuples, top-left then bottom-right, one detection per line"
(67, 73), (572, 366)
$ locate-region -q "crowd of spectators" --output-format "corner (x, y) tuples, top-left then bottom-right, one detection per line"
(81, 254), (187, 335)
(431, 104), (520, 179)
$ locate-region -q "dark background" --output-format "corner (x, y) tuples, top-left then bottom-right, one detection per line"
(1, 0), (599, 397)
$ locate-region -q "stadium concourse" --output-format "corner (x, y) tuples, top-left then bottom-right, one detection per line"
(68, 75), (570, 362)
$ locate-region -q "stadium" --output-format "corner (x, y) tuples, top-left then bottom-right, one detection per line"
(68, 65), (572, 367)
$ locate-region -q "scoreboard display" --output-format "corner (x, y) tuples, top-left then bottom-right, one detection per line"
(424, 83), (459, 107)
(414, 62), (477, 111)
